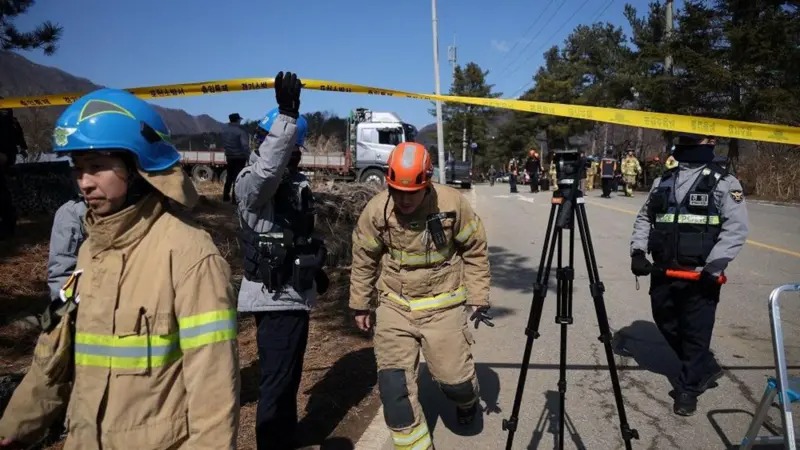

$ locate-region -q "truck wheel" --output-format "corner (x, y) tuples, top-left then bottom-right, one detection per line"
(218, 169), (227, 185)
(191, 165), (214, 184)
(360, 169), (385, 186)
(461, 182), (472, 189)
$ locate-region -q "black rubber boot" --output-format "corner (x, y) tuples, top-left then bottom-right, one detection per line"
(456, 402), (479, 425)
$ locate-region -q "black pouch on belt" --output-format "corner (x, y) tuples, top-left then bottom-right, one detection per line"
(292, 255), (317, 293)
(258, 236), (289, 293)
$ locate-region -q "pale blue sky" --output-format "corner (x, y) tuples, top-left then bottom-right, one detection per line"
(14, 0), (680, 128)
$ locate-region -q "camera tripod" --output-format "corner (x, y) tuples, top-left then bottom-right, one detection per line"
(501, 184), (640, 450)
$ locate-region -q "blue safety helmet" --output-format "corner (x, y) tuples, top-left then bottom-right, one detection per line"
(257, 107), (308, 147)
(52, 88), (180, 172)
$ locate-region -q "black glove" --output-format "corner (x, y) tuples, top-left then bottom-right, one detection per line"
(698, 270), (721, 296)
(470, 306), (495, 329)
(630, 250), (653, 276)
(274, 71), (301, 119)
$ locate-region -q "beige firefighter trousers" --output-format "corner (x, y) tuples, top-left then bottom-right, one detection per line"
(374, 302), (479, 448)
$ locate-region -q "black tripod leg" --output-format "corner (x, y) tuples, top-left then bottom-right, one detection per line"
(503, 201), (561, 449)
(555, 212), (575, 450)
(575, 199), (640, 449)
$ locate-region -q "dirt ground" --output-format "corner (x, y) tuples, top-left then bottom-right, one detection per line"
(0, 183), (381, 450)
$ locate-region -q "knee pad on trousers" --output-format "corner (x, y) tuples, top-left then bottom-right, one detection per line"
(378, 369), (415, 429)
(438, 378), (478, 405)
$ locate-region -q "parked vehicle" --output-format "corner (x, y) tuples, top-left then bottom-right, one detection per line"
(179, 108), (418, 187)
(180, 148), (228, 184)
(433, 154), (472, 189)
(299, 108), (417, 186)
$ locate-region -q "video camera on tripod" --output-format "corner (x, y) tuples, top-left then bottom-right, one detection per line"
(553, 149), (590, 191)
(551, 149), (591, 229)
(501, 148), (640, 449)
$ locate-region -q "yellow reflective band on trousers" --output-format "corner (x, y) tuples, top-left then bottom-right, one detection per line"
(391, 422), (433, 450)
(388, 244), (453, 267)
(385, 286), (467, 311)
(74, 308), (237, 369)
(455, 219), (479, 243)
(655, 213), (721, 225)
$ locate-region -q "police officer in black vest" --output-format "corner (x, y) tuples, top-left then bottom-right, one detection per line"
(599, 148), (617, 198)
(629, 133), (749, 416)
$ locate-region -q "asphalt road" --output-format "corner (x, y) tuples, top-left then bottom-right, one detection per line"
(357, 183), (800, 450)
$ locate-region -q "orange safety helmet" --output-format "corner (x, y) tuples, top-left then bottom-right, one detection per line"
(386, 142), (433, 191)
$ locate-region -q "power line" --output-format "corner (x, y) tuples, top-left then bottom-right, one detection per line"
(510, 0), (616, 98)
(589, 0), (616, 25)
(495, 0), (568, 81)
(493, 0), (558, 76)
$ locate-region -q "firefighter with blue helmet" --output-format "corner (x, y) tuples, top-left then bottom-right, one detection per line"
(629, 133), (749, 416)
(0, 88), (240, 449)
(234, 71), (328, 450)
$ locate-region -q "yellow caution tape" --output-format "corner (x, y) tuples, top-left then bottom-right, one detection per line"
(0, 76), (798, 145)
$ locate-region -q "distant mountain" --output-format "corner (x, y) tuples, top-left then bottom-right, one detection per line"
(0, 50), (225, 136)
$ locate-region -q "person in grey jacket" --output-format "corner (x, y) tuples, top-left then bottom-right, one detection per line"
(629, 133), (749, 417)
(47, 198), (88, 302)
(221, 112), (251, 203)
(234, 71), (325, 450)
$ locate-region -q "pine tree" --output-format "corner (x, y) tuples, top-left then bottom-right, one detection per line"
(429, 62), (502, 160)
(1, 0), (63, 54)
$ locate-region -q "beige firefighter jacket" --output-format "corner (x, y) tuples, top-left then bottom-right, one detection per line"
(621, 156), (642, 176)
(349, 184), (490, 313)
(0, 193), (240, 449)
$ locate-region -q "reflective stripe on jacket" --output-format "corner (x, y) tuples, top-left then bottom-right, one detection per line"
(0, 193), (240, 449)
(349, 183), (491, 312)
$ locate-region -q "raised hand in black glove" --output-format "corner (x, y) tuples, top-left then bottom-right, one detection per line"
(274, 71), (302, 119)
(470, 306), (495, 329)
(630, 250), (653, 276)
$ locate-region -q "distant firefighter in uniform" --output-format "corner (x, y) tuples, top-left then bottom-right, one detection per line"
(629, 133), (749, 416)
(621, 150), (642, 197)
(349, 142), (493, 450)
(586, 156), (599, 191)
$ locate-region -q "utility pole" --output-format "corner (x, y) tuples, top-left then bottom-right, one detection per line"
(664, 0), (675, 152)
(432, 0), (447, 184)
(665, 0), (674, 73)
(448, 38), (468, 162)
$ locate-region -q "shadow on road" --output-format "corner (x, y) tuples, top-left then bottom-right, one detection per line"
(707, 408), (782, 449)
(489, 245), (571, 301)
(297, 348), (377, 448)
(528, 390), (588, 450)
(417, 362), (501, 438)
(488, 245), (538, 294)
(611, 320), (681, 379)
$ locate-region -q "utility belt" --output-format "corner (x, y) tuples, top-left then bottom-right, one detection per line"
(255, 231), (328, 294)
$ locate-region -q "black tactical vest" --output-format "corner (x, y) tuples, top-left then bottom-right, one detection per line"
(601, 158), (615, 178)
(646, 164), (725, 269)
(238, 172), (319, 289)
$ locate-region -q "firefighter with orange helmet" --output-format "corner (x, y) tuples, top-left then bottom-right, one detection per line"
(349, 142), (492, 449)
